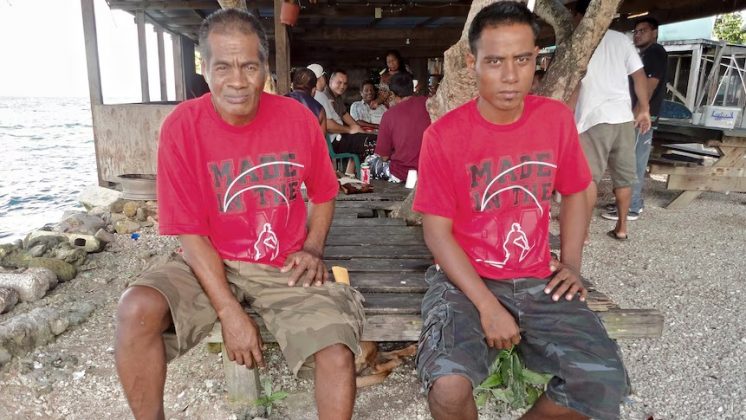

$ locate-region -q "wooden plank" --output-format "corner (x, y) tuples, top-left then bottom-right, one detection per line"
(325, 245), (431, 259)
(334, 201), (400, 210)
(221, 346), (262, 409)
(351, 272), (428, 293)
(326, 234), (425, 246)
(80, 0), (104, 186)
(136, 10), (150, 102)
(707, 137), (746, 148)
(362, 309), (663, 341)
(331, 218), (406, 227)
(273, 0), (290, 95)
(667, 174), (746, 192)
(171, 34), (185, 101)
(665, 190), (703, 210)
(325, 258), (433, 272)
(328, 226), (421, 236)
(650, 164), (745, 177)
(156, 26), (168, 101)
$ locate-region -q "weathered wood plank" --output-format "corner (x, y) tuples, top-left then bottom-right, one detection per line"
(326, 234), (425, 246)
(350, 272), (428, 293)
(331, 218), (406, 227)
(667, 174), (746, 192)
(325, 259), (433, 272)
(325, 245), (431, 259)
(328, 226), (421, 236)
(650, 164), (746, 177)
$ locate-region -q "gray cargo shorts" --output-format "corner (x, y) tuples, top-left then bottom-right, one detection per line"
(415, 265), (630, 420)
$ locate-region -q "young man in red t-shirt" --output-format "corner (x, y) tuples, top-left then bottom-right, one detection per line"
(114, 10), (364, 420)
(413, 3), (628, 420)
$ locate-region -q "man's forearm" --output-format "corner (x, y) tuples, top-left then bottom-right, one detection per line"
(558, 190), (586, 272)
(179, 235), (241, 316)
(631, 69), (650, 113)
(304, 199), (335, 256)
(326, 118), (349, 134)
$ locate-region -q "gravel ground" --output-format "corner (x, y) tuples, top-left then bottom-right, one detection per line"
(0, 176), (744, 419)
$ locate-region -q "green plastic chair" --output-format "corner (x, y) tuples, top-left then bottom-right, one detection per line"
(326, 134), (361, 178)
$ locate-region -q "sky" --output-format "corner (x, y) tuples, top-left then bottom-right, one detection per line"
(0, 0), (175, 103)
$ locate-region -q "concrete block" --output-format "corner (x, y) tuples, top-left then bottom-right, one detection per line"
(78, 185), (123, 211)
(0, 268), (56, 302)
(0, 288), (19, 313)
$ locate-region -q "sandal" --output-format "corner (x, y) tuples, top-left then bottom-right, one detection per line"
(606, 229), (628, 241)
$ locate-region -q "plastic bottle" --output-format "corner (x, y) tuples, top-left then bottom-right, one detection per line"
(361, 163), (371, 184)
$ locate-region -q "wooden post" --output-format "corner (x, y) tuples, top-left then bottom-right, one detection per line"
(80, 0), (105, 187)
(172, 35), (186, 101)
(156, 26), (168, 101)
(136, 10), (150, 102)
(273, 0), (291, 95)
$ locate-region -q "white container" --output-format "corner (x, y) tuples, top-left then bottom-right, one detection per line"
(404, 169), (418, 189)
(702, 106), (741, 129)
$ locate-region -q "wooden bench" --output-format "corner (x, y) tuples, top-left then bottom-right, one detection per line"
(206, 181), (664, 408)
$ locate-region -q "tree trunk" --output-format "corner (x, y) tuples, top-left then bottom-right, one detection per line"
(397, 0), (623, 223)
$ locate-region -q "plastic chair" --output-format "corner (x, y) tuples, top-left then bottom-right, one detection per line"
(326, 134), (361, 178)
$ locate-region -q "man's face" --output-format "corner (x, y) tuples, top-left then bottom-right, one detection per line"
(329, 73), (348, 96)
(202, 31), (267, 126)
(316, 75), (327, 92)
(361, 83), (376, 102)
(468, 24), (537, 124)
(386, 54), (400, 72)
(633, 22), (656, 48)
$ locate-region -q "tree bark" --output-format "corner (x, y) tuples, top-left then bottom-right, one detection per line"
(218, 0), (247, 10)
(535, 0), (624, 101)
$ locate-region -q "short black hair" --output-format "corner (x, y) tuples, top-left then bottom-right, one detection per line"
(468, 1), (540, 55)
(361, 79), (377, 92)
(199, 9), (268, 63)
(389, 72), (414, 98)
(329, 69), (348, 82)
(291, 67), (317, 93)
(575, 0), (591, 15)
(635, 16), (660, 30)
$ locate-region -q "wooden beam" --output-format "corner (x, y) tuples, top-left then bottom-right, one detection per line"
(80, 0), (105, 187)
(273, 0), (290, 94)
(136, 11), (150, 102)
(297, 27), (461, 42)
(108, 0), (219, 11)
(301, 4), (469, 19)
(156, 26), (168, 101)
(172, 35), (186, 101)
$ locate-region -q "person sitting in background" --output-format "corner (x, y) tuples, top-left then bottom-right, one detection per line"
(370, 72), (430, 183)
(350, 80), (387, 129)
(315, 70), (375, 177)
(531, 69), (546, 93)
(376, 50), (405, 107)
(307, 63), (327, 95)
(286, 67), (327, 134)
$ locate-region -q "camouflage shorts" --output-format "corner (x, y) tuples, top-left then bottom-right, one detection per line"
(127, 256), (365, 377)
(416, 266), (630, 420)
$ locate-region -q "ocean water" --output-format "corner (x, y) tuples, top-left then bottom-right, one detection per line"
(0, 97), (97, 242)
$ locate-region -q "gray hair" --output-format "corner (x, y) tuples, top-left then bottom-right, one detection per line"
(198, 8), (268, 63)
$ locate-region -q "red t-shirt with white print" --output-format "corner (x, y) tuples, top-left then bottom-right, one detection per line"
(157, 92), (339, 267)
(413, 96), (591, 280)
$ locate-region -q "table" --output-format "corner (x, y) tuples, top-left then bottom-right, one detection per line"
(652, 120), (746, 209)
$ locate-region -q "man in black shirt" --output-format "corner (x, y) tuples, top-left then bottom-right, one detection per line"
(603, 17), (668, 221)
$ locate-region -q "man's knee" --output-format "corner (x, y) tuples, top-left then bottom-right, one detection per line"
(116, 286), (171, 334)
(428, 375), (473, 409)
(315, 343), (354, 369)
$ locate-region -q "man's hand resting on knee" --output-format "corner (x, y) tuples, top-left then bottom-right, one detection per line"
(218, 304), (265, 368)
(546, 259), (587, 302)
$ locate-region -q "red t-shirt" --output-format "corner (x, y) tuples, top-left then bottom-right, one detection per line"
(413, 96), (591, 280)
(374, 96), (431, 180)
(157, 93), (339, 267)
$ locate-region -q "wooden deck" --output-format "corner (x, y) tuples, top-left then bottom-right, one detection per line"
(328, 181), (663, 341)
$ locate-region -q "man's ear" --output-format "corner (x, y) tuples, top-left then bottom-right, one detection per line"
(201, 59), (209, 83)
(466, 52), (476, 72)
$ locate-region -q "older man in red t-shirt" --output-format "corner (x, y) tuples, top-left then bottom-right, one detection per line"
(374, 71), (431, 182)
(114, 9), (364, 420)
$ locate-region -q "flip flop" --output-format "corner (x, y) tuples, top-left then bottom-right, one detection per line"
(606, 229), (628, 241)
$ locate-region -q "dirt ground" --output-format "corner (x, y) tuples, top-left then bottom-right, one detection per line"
(0, 176), (744, 419)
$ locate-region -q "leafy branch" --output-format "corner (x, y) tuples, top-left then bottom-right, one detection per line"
(473, 347), (552, 410)
(253, 377), (289, 417)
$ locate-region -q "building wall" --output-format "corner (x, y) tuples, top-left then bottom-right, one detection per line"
(92, 103), (175, 184)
